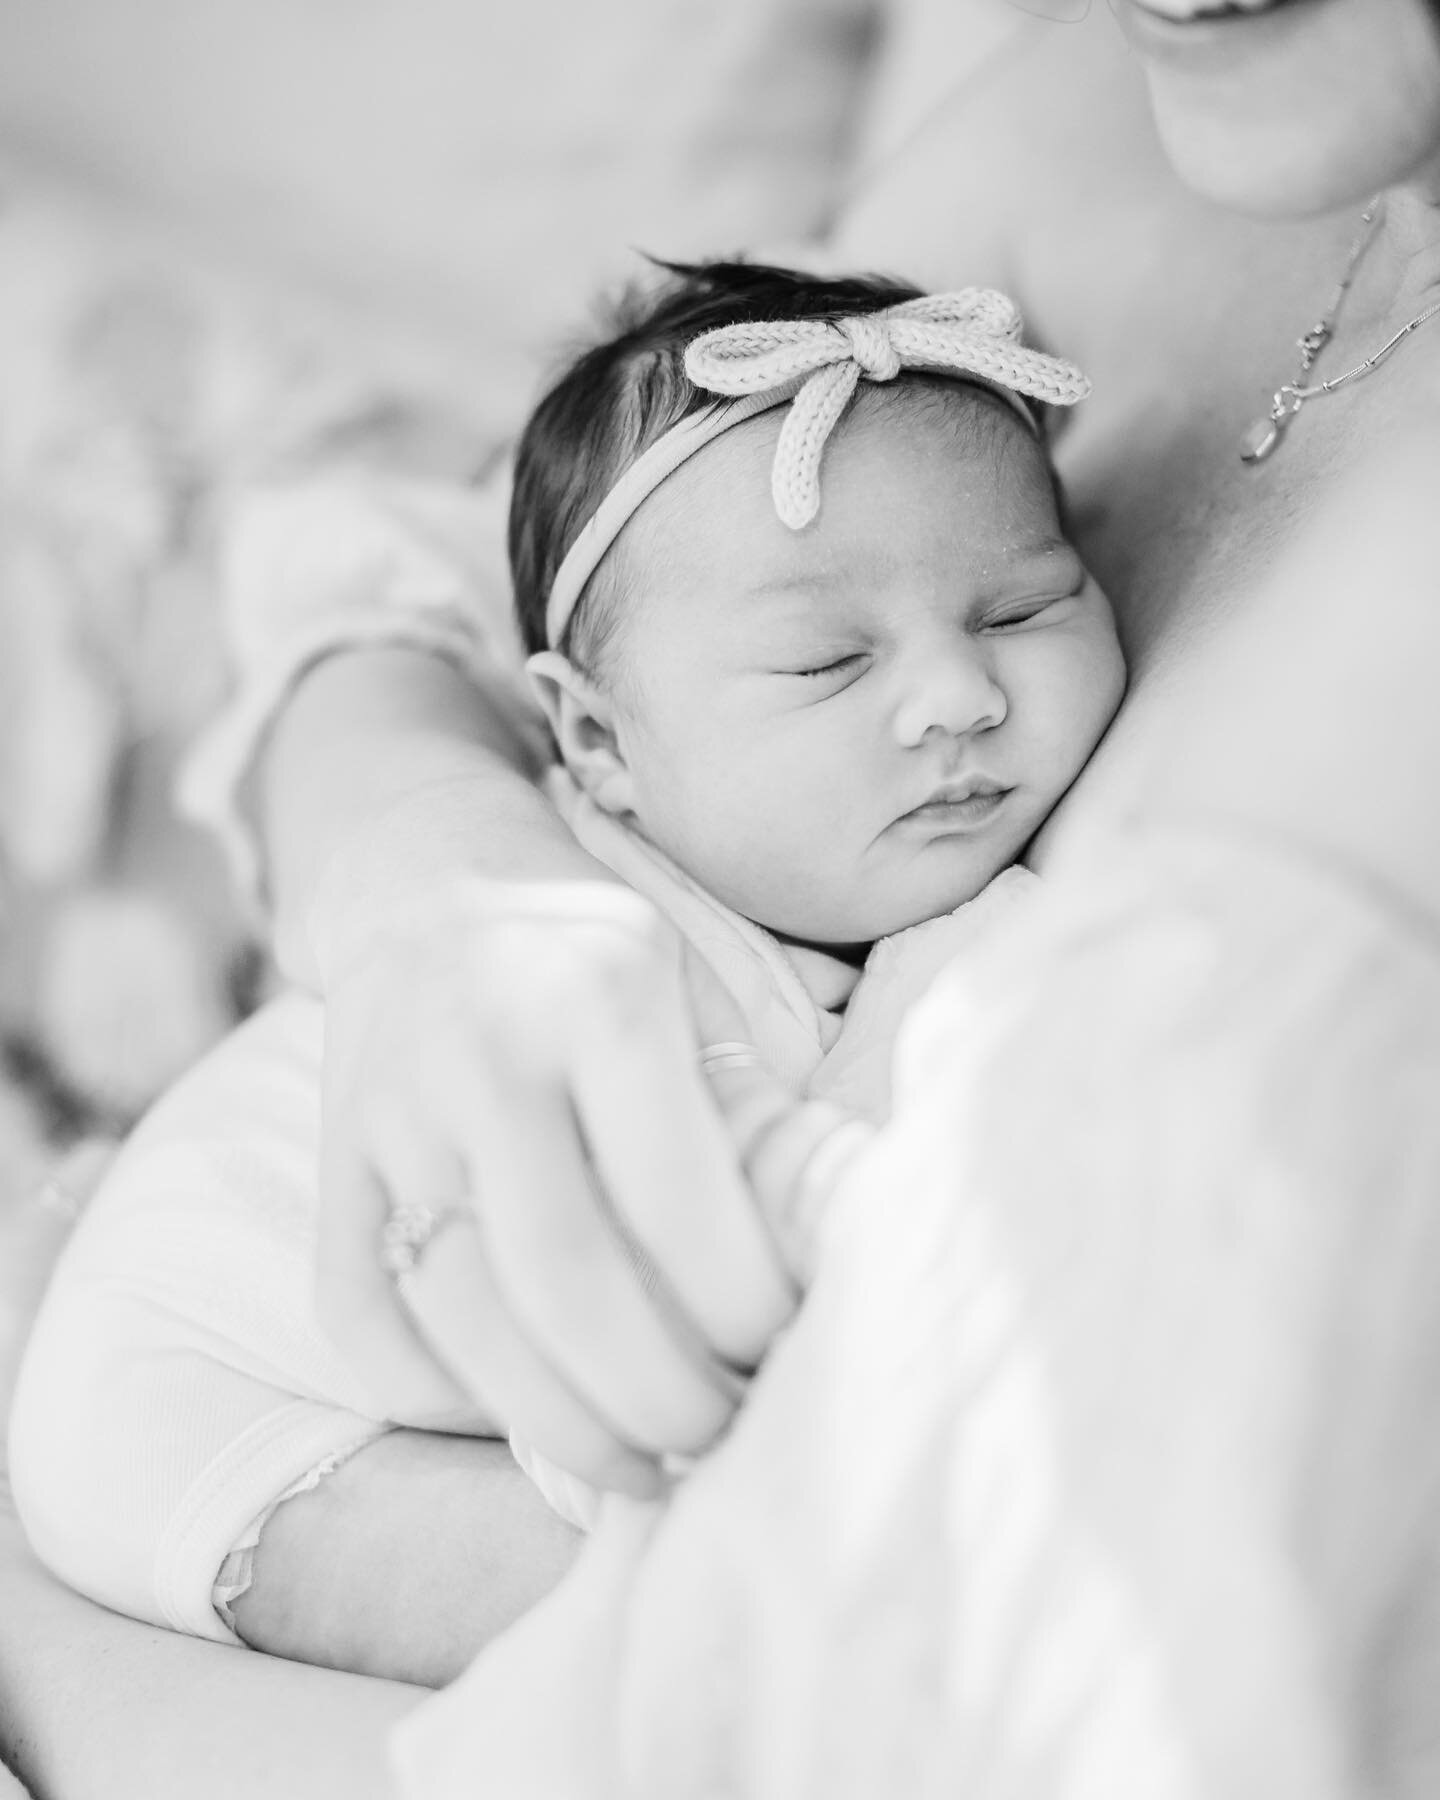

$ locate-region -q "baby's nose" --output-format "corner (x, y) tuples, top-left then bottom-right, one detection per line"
(891, 644), (1006, 748)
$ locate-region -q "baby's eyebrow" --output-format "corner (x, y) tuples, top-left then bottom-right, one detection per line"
(987, 538), (1085, 583)
(739, 572), (842, 607)
(1004, 535), (1080, 562)
(748, 540), (1080, 590)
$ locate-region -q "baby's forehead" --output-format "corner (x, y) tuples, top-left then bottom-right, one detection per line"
(600, 413), (1074, 676)
(847, 373), (1041, 450)
(637, 380), (1061, 570)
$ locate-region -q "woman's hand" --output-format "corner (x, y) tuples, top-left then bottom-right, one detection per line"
(312, 874), (799, 1498)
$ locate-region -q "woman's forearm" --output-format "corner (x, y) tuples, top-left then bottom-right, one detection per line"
(0, 1493), (424, 1800)
(259, 645), (610, 986)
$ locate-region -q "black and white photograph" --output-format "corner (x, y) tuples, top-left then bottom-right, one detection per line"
(2, 0), (1439, 1794)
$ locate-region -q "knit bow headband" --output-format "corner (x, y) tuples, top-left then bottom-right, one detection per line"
(544, 286), (1090, 649)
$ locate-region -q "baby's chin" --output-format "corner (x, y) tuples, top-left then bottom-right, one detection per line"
(754, 870), (1005, 952)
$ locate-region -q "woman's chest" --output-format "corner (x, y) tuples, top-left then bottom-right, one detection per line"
(1059, 367), (1324, 677)
(1023, 208), (1419, 863)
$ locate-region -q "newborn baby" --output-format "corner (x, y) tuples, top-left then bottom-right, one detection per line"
(9, 258), (1123, 1679)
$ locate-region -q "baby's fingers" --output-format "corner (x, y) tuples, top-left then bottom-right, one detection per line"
(457, 1050), (740, 1457)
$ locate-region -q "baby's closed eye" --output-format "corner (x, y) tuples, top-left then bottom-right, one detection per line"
(980, 585), (1086, 632)
(785, 651), (868, 680)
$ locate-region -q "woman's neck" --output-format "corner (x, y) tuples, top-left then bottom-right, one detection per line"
(1274, 178), (1440, 381)
(1367, 177), (1440, 314)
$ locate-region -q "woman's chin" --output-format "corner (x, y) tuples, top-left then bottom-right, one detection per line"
(1148, 104), (1418, 218)
(1116, 0), (1440, 217)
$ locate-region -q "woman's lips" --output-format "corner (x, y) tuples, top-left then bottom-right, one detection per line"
(1127, 0), (1295, 18)
(1118, 0), (1315, 40)
(1115, 0), (1322, 71)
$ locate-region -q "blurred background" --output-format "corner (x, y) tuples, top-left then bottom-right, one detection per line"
(0, 0), (1017, 1201)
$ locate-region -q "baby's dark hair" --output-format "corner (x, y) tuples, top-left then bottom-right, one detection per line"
(509, 258), (927, 666)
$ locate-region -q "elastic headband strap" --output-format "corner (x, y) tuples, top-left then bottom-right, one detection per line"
(545, 386), (795, 650)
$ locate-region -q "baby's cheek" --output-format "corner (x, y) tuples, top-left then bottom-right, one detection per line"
(1079, 622), (1128, 729)
(717, 782), (850, 914)
(687, 763), (796, 869)
(1031, 637), (1124, 782)
(1072, 651), (1127, 774)
(627, 698), (742, 811)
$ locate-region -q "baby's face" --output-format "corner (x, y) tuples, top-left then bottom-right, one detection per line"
(597, 389), (1124, 946)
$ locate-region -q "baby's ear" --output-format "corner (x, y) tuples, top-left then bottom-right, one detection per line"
(525, 651), (636, 816)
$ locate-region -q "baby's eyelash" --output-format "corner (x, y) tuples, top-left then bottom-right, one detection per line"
(790, 654), (862, 678)
(987, 602), (1051, 628)
(986, 585), (1083, 629)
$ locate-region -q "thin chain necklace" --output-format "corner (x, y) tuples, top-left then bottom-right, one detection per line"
(1240, 198), (1440, 465)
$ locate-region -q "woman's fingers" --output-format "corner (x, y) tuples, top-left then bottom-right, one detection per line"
(446, 897), (792, 1426)
(398, 1214), (663, 1499)
(314, 876), (802, 1485)
(568, 928), (799, 1360)
(454, 1058), (738, 1457)
(564, 951), (799, 1370)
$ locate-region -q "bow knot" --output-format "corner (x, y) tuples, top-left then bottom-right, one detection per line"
(841, 314), (901, 382)
(684, 288), (1089, 529)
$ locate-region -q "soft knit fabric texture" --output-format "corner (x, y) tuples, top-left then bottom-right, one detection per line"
(8, 756), (1037, 1637)
(684, 288), (1089, 530)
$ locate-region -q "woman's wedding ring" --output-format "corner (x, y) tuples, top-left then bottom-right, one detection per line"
(379, 1200), (467, 1278)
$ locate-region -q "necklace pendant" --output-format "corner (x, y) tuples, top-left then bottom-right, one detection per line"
(1242, 197), (1400, 470)
(1240, 413), (1285, 463)
(1240, 388), (1302, 465)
